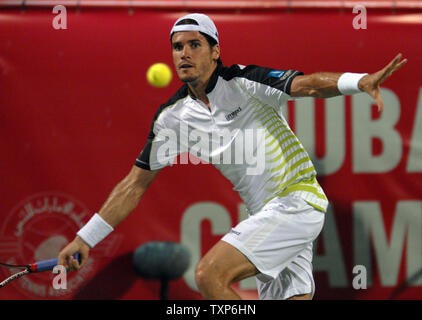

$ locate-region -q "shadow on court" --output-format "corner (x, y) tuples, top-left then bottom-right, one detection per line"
(73, 252), (139, 300)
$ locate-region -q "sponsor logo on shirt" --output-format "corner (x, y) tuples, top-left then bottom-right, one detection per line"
(268, 69), (293, 81)
(230, 228), (241, 236)
(268, 70), (285, 78)
(225, 106), (242, 121)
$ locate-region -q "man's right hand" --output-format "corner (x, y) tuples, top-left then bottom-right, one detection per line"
(58, 236), (90, 271)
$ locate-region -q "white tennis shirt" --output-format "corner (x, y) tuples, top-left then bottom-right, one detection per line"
(136, 64), (328, 213)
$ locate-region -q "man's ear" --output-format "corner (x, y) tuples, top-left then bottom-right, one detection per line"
(212, 44), (220, 62)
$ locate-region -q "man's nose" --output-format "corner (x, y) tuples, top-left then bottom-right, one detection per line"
(181, 45), (191, 58)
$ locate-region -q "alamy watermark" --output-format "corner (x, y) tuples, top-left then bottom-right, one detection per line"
(52, 265), (67, 290)
(154, 124), (267, 175)
(52, 5), (67, 30)
(353, 5), (367, 30)
(352, 265), (367, 290)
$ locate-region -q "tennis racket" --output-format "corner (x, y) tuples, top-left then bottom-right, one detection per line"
(0, 253), (81, 288)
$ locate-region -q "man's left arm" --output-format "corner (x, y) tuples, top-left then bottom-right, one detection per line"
(289, 53), (407, 112)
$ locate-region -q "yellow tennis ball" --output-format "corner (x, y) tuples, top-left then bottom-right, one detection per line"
(147, 63), (172, 88)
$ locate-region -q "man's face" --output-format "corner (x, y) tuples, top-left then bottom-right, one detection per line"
(171, 31), (220, 85)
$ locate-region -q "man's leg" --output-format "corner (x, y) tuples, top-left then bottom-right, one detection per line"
(195, 240), (259, 299)
(287, 293), (312, 300)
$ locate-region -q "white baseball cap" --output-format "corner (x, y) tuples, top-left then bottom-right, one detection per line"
(170, 13), (219, 44)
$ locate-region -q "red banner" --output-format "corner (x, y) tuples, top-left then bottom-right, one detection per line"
(0, 7), (421, 300)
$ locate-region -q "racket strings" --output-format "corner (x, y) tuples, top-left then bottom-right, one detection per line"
(0, 270), (29, 288)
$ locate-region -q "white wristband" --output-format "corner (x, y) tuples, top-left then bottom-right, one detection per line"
(337, 72), (368, 95)
(77, 213), (114, 248)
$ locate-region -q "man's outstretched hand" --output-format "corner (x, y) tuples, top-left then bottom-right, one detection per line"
(358, 53), (407, 112)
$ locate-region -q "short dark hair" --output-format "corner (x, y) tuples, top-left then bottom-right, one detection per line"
(175, 18), (198, 27)
(171, 18), (222, 65)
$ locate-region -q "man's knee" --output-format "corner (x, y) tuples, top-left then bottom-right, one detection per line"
(194, 241), (258, 295)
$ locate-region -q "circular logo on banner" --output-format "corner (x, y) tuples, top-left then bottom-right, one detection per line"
(0, 192), (103, 299)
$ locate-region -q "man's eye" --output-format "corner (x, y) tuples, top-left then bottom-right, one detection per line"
(191, 42), (200, 48)
(173, 44), (182, 51)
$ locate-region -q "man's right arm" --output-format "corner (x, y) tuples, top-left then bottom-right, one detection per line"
(57, 165), (160, 270)
(96, 165), (160, 227)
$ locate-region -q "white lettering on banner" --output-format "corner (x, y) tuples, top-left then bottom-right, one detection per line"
(352, 89), (402, 173)
(295, 96), (346, 175)
(313, 205), (348, 287)
(295, 89), (422, 175)
(155, 88), (417, 176)
(354, 201), (422, 286)
(181, 202), (258, 292)
(407, 88), (422, 172)
(180, 200), (422, 292)
(181, 202), (231, 291)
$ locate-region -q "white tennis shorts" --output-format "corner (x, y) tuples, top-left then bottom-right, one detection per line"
(221, 195), (325, 300)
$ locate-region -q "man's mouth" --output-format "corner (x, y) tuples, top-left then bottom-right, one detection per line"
(179, 63), (193, 70)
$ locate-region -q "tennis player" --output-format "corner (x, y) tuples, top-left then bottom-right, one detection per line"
(58, 13), (406, 300)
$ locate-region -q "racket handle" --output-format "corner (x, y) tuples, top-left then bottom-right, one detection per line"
(30, 253), (81, 273)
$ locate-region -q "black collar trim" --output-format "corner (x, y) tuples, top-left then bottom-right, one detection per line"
(188, 62), (223, 99)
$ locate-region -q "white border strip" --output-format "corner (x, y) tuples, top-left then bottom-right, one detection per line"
(1, 1), (422, 9)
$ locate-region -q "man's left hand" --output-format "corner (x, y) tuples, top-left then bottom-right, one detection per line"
(358, 53), (407, 112)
